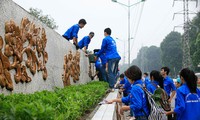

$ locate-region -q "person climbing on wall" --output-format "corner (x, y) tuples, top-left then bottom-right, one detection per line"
(62, 19), (87, 50)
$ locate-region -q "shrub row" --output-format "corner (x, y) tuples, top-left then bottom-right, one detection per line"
(0, 81), (108, 120)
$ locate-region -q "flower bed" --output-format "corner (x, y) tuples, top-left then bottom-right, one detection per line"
(0, 81), (108, 120)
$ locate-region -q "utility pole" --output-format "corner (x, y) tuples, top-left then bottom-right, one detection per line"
(128, 0), (131, 67)
(112, 0), (145, 67)
(141, 44), (144, 72)
(183, 0), (192, 68)
(173, 0), (198, 68)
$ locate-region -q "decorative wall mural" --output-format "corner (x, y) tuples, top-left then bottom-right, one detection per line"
(0, 36), (13, 91)
(62, 50), (80, 86)
(0, 17), (48, 91)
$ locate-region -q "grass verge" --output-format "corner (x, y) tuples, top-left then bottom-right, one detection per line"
(0, 81), (108, 120)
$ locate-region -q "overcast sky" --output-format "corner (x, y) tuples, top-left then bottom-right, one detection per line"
(13, 0), (199, 64)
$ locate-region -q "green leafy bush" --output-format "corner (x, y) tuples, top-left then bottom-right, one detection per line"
(0, 81), (108, 120)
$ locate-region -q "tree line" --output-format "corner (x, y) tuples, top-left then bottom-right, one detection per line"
(120, 12), (200, 78)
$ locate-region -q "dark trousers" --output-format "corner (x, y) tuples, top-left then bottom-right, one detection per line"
(101, 64), (108, 82)
(62, 35), (79, 49)
(107, 58), (120, 88)
(96, 69), (103, 81)
(167, 96), (175, 120)
(135, 116), (148, 120)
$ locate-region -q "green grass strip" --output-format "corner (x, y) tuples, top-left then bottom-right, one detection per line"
(0, 81), (108, 120)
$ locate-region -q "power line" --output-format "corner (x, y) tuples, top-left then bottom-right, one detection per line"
(130, 2), (145, 54)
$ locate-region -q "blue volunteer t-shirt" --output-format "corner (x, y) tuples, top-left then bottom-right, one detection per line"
(63, 24), (80, 40)
(121, 80), (149, 117)
(164, 76), (176, 96)
(146, 81), (159, 94)
(99, 53), (107, 66)
(144, 77), (150, 87)
(174, 83), (200, 120)
(120, 79), (125, 84)
(96, 36), (121, 60)
(95, 58), (101, 69)
(123, 77), (132, 94)
(78, 36), (91, 49)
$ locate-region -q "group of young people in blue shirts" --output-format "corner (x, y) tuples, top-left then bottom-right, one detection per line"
(63, 19), (121, 91)
(62, 19), (200, 120)
(107, 66), (200, 120)
(62, 19), (94, 52)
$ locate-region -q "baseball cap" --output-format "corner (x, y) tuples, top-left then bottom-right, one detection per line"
(177, 77), (181, 84)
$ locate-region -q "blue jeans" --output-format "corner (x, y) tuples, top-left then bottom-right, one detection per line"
(107, 58), (120, 88)
(101, 64), (108, 82)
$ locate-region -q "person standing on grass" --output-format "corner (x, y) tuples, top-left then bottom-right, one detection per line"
(62, 19), (87, 49)
(95, 28), (121, 91)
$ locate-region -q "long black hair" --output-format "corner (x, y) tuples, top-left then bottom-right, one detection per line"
(180, 68), (197, 93)
(150, 70), (164, 89)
